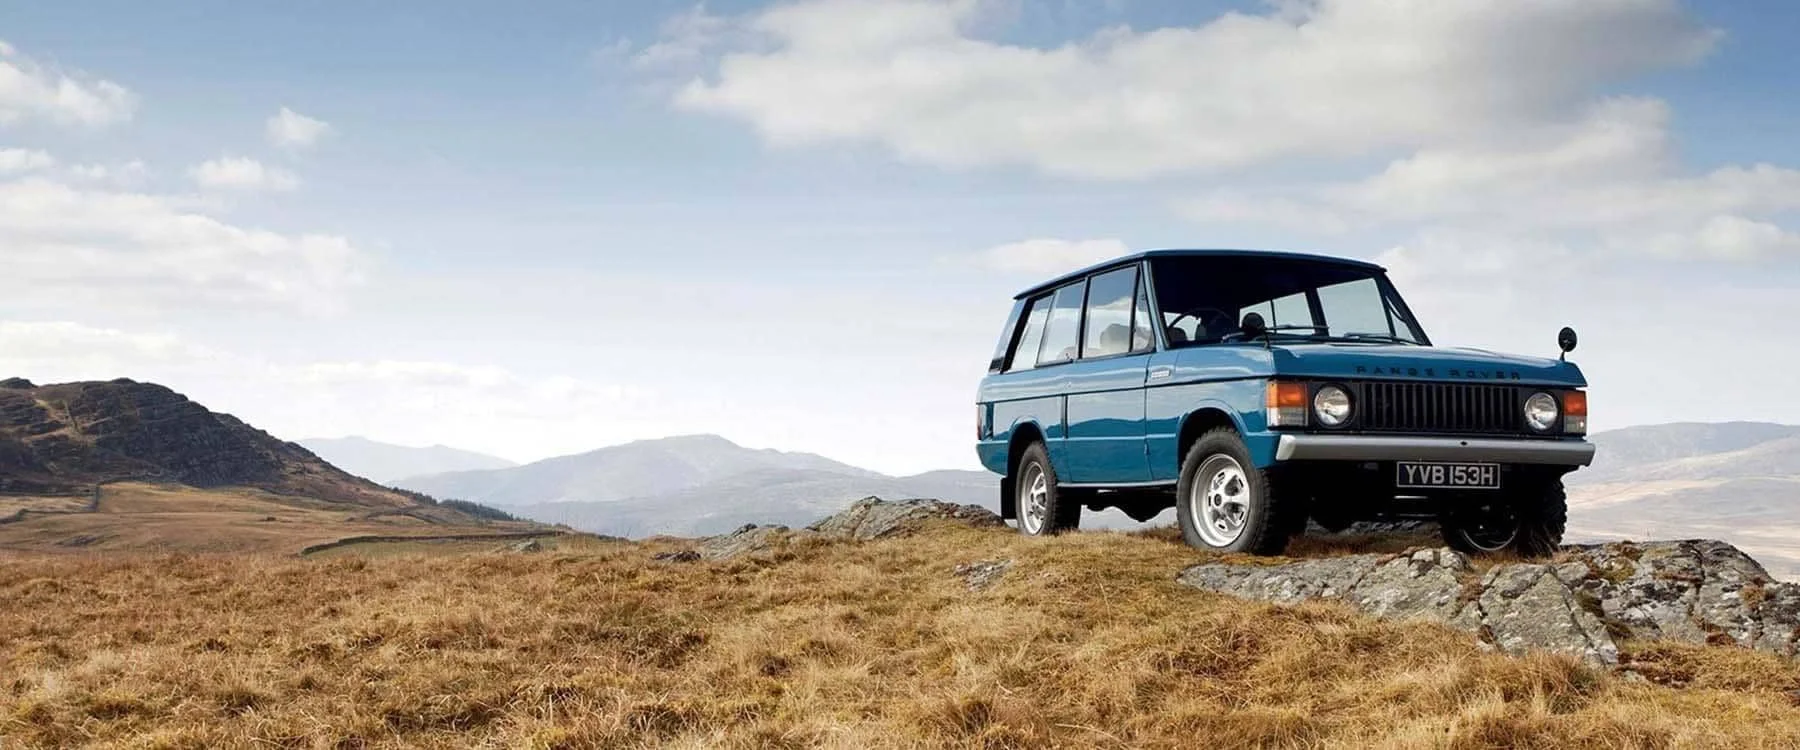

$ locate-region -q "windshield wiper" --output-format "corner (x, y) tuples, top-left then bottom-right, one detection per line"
(1223, 324), (1324, 343)
(1335, 332), (1420, 345)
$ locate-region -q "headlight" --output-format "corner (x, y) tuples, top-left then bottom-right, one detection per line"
(1313, 385), (1352, 427)
(1524, 392), (1559, 432)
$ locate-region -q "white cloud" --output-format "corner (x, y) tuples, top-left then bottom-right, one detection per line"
(66, 159), (148, 186)
(265, 106), (332, 149)
(660, 0), (1719, 179)
(0, 320), (208, 368)
(0, 40), (137, 127)
(0, 173), (363, 314)
(188, 156), (300, 192)
(0, 147), (53, 173)
(630, 3), (737, 71)
(972, 237), (1129, 275)
(1646, 216), (1800, 261)
(1182, 98), (1800, 263)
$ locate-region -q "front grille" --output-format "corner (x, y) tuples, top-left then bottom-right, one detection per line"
(1355, 381), (1520, 434)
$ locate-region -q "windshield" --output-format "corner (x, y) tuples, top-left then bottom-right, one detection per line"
(1150, 255), (1428, 346)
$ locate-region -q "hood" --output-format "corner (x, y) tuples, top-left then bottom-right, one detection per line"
(1267, 343), (1586, 387)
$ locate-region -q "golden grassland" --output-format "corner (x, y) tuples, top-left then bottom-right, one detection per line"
(5, 523), (1800, 749)
(0, 482), (547, 557)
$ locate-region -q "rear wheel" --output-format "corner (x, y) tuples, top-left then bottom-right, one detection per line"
(1015, 441), (1079, 536)
(1175, 428), (1293, 555)
(1440, 478), (1566, 557)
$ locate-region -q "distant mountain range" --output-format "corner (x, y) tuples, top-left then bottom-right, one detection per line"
(298, 436), (517, 485)
(1566, 421), (1800, 579)
(392, 434), (1010, 537)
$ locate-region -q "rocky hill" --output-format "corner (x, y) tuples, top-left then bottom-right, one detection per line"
(0, 377), (412, 508)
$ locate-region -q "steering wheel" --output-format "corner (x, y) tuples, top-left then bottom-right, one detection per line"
(1166, 306), (1234, 342)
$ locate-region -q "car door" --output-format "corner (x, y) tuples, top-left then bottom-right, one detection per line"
(1059, 264), (1154, 484)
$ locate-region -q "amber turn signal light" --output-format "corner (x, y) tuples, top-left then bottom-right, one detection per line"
(1266, 381), (1308, 427)
(1266, 382), (1307, 408)
(1563, 390), (1588, 435)
(1563, 390), (1587, 416)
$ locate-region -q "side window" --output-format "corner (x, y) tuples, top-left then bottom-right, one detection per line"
(1005, 294), (1052, 372)
(1241, 292), (1311, 329)
(1081, 267), (1138, 358)
(1131, 275), (1155, 352)
(1036, 283), (1084, 366)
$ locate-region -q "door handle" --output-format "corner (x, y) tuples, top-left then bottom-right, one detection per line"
(1148, 366), (1173, 380)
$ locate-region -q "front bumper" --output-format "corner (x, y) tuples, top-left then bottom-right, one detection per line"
(1274, 434), (1595, 466)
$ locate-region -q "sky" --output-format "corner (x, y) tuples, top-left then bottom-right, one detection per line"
(1, 0), (1798, 475)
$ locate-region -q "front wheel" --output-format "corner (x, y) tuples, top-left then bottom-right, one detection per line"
(1175, 428), (1292, 555)
(1440, 478), (1566, 557)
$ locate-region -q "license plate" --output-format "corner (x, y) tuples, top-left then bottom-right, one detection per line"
(1395, 461), (1500, 489)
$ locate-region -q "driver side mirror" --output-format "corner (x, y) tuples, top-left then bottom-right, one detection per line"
(1557, 326), (1578, 361)
(1241, 312), (1267, 338)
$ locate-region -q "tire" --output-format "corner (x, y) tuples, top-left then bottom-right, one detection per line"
(1440, 478), (1566, 557)
(1175, 428), (1292, 555)
(1014, 441), (1079, 536)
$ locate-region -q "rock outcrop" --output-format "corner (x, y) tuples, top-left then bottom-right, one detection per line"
(1177, 539), (1798, 666)
(675, 497), (1005, 561)
(806, 496), (1004, 540)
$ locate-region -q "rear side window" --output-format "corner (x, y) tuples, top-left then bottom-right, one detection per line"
(988, 301), (1025, 372)
(1082, 266), (1138, 358)
(1037, 283), (1085, 366)
(1005, 294), (1052, 372)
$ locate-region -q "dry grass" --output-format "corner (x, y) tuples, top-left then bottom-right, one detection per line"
(0, 482), (545, 556)
(0, 495), (90, 519)
(5, 523), (1800, 749)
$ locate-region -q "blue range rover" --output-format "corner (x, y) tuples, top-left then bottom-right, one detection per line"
(974, 248), (1594, 557)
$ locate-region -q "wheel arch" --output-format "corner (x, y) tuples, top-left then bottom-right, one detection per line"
(1175, 405), (1244, 469)
(1000, 421), (1048, 521)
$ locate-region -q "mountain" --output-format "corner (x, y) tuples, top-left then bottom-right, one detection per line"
(1566, 421), (1800, 579)
(393, 434), (1001, 537)
(0, 378), (545, 553)
(298, 436), (516, 484)
(395, 434), (884, 505)
(504, 466), (1003, 538)
(1570, 421), (1800, 484)
(0, 377), (402, 505)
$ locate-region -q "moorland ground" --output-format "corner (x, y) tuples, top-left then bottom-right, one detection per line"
(6, 523), (1800, 749)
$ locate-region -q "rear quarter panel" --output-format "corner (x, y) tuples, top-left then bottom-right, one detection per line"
(977, 366), (1065, 475)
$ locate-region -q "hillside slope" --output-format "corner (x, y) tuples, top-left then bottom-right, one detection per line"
(299, 436), (517, 484)
(0, 378), (546, 552)
(6, 518), (1800, 748)
(0, 378), (409, 507)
